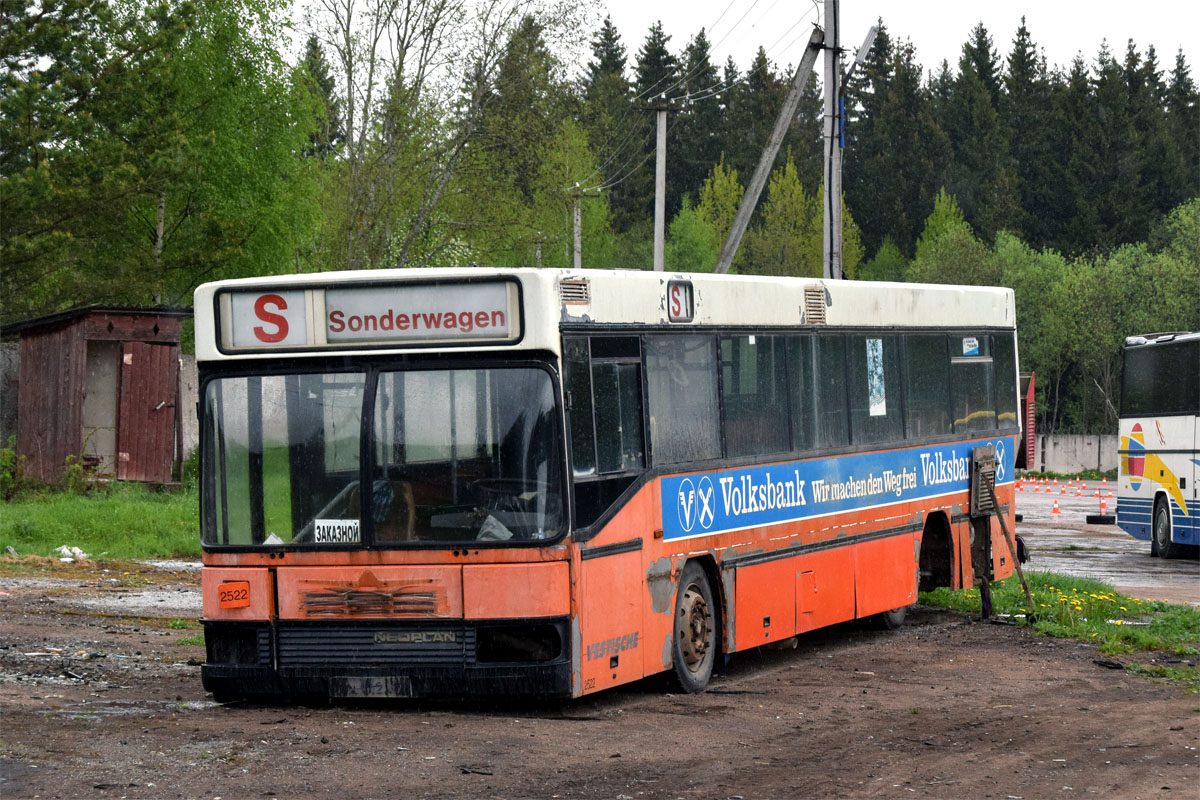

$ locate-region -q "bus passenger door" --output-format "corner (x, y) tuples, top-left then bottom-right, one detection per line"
(578, 539), (644, 695)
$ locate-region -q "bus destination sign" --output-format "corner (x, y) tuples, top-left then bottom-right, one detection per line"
(221, 280), (520, 350)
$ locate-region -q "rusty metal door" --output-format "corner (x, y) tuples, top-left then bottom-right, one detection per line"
(116, 342), (179, 482)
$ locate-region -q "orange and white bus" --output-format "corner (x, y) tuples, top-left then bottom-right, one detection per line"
(195, 269), (1021, 700)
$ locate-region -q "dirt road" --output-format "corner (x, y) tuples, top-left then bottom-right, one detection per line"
(1, 560), (1196, 799)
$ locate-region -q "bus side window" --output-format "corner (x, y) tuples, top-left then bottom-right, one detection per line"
(847, 334), (903, 444)
(993, 334), (1019, 429)
(813, 335), (849, 449)
(567, 336), (645, 531)
(646, 335), (720, 464)
(563, 338), (596, 477)
(904, 334), (951, 438)
(951, 335), (997, 432)
(721, 335), (790, 458)
(786, 335), (816, 452)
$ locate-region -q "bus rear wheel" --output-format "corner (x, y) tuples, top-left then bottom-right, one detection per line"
(1154, 497), (1184, 559)
(672, 562), (717, 693)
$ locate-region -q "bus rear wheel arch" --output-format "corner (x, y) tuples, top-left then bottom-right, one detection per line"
(1154, 495), (1186, 559)
(918, 511), (953, 592)
(671, 560), (719, 693)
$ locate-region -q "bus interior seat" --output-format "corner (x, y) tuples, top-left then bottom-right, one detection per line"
(346, 481), (416, 542)
(375, 481), (416, 542)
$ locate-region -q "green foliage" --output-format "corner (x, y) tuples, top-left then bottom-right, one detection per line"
(0, 0), (322, 321)
(742, 155), (820, 277)
(0, 436), (29, 501)
(0, 483), (199, 559)
(858, 239), (909, 282)
(61, 455), (87, 496)
(696, 158), (742, 258)
(664, 197), (717, 272)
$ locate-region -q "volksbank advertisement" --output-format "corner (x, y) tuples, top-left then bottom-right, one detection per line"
(661, 437), (1015, 541)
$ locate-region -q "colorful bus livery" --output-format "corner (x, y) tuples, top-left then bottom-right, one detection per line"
(661, 438), (1013, 542)
(1116, 332), (1200, 558)
(194, 269), (1023, 701)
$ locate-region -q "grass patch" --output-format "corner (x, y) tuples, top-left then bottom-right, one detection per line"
(921, 571), (1200, 689)
(176, 634), (205, 646)
(168, 619), (192, 629)
(921, 571), (1200, 655)
(1128, 664), (1200, 694)
(0, 483), (199, 559)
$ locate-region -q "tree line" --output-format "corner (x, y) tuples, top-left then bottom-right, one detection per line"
(2, 2), (1197, 433)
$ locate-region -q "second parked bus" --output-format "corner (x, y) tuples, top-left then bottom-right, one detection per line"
(1117, 332), (1199, 558)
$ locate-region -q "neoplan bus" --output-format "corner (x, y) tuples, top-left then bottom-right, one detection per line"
(195, 269), (1022, 700)
(1116, 332), (1199, 559)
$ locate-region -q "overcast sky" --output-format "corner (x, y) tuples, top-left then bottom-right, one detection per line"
(598, 1), (1199, 79)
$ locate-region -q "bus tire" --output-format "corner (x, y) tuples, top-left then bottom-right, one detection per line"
(1154, 497), (1184, 559)
(671, 562), (717, 693)
(873, 606), (907, 630)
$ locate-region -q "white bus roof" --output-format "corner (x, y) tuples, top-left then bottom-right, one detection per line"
(1124, 331), (1200, 347)
(194, 268), (1016, 362)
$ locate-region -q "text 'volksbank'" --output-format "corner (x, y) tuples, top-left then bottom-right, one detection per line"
(660, 437), (1015, 541)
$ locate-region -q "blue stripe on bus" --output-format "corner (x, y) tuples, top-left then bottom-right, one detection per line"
(1118, 494), (1199, 542)
(660, 436), (1016, 541)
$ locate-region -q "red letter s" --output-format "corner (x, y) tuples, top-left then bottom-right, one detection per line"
(253, 294), (289, 343)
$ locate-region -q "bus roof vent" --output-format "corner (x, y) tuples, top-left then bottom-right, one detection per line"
(804, 286), (827, 325)
(559, 278), (590, 305)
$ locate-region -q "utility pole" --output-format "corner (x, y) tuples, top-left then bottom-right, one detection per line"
(574, 198), (582, 270)
(568, 190), (603, 269)
(640, 99), (676, 271)
(822, 0), (840, 280)
(715, 28), (824, 275)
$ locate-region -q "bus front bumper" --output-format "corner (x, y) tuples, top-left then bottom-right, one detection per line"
(200, 617), (574, 700)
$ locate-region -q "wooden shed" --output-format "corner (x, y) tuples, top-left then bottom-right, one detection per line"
(3, 306), (191, 485)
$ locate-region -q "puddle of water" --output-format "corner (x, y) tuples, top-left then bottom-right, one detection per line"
(37, 698), (220, 719)
(1016, 488), (1200, 605)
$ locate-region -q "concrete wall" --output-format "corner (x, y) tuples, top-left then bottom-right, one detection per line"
(1039, 433), (1118, 474)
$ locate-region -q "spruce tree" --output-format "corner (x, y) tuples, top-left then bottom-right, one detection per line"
(581, 16), (639, 232)
(1002, 18), (1059, 247)
(1165, 50), (1199, 205)
(961, 23), (1002, 109)
(619, 22), (681, 234)
(675, 29), (723, 212)
(943, 34), (1018, 243)
(300, 35), (344, 158)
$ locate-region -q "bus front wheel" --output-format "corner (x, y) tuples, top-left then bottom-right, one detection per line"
(672, 562), (717, 693)
(1154, 497), (1184, 559)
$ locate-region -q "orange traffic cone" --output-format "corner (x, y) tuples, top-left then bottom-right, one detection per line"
(1052, 499), (1061, 515)
(1100, 497), (1108, 514)
(1103, 477), (1108, 487)
(1075, 486), (1082, 496)
(1060, 486), (1067, 494)
(1107, 489), (1114, 498)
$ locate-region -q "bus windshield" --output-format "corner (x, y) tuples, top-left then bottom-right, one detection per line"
(201, 366), (564, 548)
